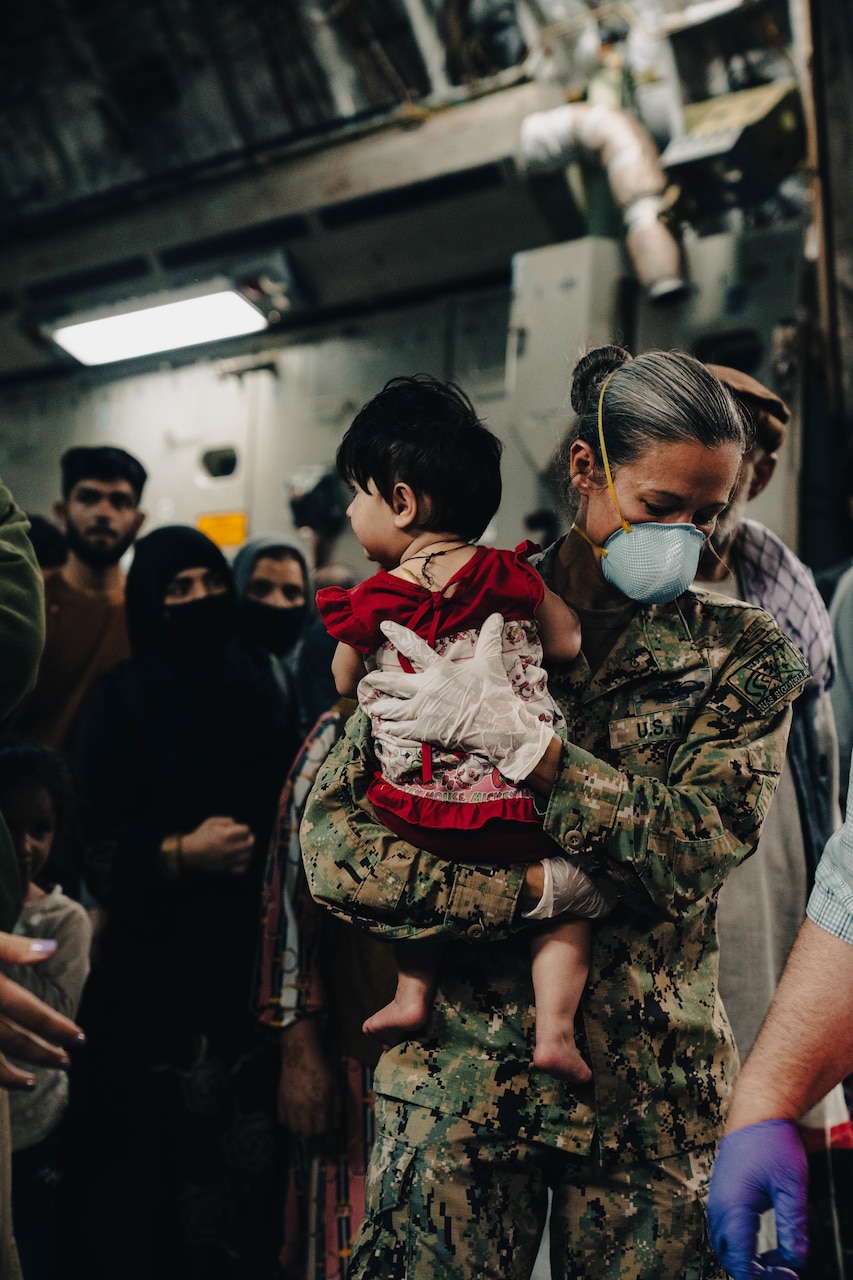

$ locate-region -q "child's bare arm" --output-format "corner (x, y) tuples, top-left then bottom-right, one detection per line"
(535, 585), (582, 663)
(332, 641), (368, 698)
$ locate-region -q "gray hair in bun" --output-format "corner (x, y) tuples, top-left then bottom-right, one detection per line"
(556, 345), (750, 516)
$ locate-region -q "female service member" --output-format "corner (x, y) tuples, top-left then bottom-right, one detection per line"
(301, 346), (808, 1280)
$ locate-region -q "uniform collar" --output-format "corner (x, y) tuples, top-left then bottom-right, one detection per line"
(533, 543), (705, 703)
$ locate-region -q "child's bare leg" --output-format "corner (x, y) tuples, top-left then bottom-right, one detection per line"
(363, 938), (442, 1045)
(531, 918), (593, 1084)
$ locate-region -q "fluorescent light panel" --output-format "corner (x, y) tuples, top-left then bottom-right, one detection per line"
(51, 289), (267, 366)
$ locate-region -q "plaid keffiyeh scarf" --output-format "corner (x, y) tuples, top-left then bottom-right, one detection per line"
(735, 517), (834, 695)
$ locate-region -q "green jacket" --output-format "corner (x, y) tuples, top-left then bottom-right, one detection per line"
(0, 487), (45, 930)
(301, 543), (808, 1162)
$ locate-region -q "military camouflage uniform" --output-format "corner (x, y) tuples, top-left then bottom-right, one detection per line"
(301, 541), (809, 1279)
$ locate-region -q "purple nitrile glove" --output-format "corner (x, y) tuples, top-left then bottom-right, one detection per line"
(707, 1119), (808, 1280)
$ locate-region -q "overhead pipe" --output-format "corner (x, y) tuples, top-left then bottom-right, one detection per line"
(519, 103), (687, 303)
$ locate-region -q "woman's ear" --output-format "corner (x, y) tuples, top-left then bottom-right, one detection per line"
(569, 440), (598, 493)
(391, 482), (419, 529)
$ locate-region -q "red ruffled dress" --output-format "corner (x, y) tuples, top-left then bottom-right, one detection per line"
(316, 544), (563, 863)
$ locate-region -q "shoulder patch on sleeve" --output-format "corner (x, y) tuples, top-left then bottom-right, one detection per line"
(725, 630), (809, 714)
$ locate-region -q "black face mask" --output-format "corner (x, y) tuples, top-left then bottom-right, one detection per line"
(239, 600), (306, 656)
(162, 594), (235, 659)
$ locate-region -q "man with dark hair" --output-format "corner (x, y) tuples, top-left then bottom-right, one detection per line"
(58, 446), (146, 563)
(3, 446), (147, 754)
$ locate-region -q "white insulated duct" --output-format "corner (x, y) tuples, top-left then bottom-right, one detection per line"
(519, 103), (687, 302)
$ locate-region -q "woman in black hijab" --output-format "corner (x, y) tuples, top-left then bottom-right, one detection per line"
(64, 527), (299, 1280)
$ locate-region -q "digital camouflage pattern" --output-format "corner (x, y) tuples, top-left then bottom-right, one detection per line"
(352, 1097), (725, 1280)
(301, 541), (808, 1166)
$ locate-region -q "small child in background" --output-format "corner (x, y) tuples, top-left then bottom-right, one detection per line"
(0, 742), (91, 1280)
(317, 375), (608, 1083)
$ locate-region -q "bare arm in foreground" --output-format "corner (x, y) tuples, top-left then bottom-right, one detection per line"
(707, 920), (853, 1279)
(726, 918), (853, 1131)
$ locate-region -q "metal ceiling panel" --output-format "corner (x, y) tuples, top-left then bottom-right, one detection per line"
(0, 0), (528, 236)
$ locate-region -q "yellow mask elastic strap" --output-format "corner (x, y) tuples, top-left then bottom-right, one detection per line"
(597, 371), (632, 534)
(571, 520), (607, 556)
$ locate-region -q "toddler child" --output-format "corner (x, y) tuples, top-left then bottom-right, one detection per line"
(0, 742), (91, 1280)
(317, 374), (606, 1083)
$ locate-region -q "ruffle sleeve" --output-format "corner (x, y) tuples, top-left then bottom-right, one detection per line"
(316, 586), (376, 653)
(508, 541), (546, 612)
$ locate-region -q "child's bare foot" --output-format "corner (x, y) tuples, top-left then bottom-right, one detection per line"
(533, 1031), (593, 1084)
(362, 994), (430, 1046)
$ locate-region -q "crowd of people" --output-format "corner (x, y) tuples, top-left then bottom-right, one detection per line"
(0, 347), (849, 1280)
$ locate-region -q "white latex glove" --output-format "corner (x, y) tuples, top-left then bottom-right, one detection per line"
(522, 856), (613, 921)
(360, 613), (557, 784)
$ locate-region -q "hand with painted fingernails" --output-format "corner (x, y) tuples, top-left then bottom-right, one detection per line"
(0, 933), (85, 1089)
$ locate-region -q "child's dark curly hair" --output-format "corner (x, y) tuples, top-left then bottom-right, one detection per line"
(0, 741), (78, 891)
(336, 375), (503, 542)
